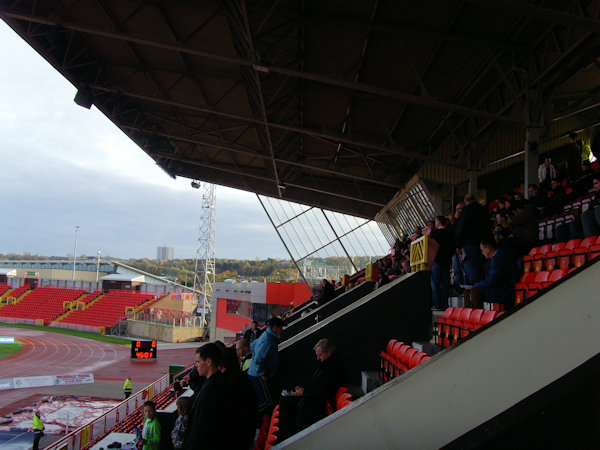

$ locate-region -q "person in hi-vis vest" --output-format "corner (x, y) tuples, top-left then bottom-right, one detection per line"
(32, 410), (44, 450)
(123, 376), (133, 399)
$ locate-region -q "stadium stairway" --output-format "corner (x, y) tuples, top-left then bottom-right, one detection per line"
(280, 282), (374, 342)
(278, 271), (431, 388)
(275, 257), (600, 449)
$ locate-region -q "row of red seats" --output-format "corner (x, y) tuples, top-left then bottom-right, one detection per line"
(524, 237), (600, 273)
(380, 340), (431, 382)
(1, 284), (30, 300)
(435, 308), (502, 348)
(0, 283), (13, 297)
(254, 385), (353, 449)
(0, 287), (86, 323)
(514, 268), (573, 305)
(60, 291), (155, 327)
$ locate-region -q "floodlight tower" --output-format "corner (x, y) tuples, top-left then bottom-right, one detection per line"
(192, 182), (216, 336)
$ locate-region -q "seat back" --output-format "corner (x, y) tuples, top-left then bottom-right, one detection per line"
(580, 236), (596, 248)
(552, 242), (566, 251)
(533, 271), (550, 284)
(459, 308), (474, 325)
(479, 310), (498, 327)
(386, 339), (398, 354)
(402, 348), (418, 368)
(572, 247), (590, 268)
(589, 244), (600, 260)
(395, 344), (410, 361)
(468, 309), (484, 328)
(565, 239), (581, 250)
(538, 244), (551, 254)
(544, 251), (558, 271)
(548, 269), (569, 283)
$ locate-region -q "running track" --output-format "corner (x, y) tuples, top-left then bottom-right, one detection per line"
(0, 327), (126, 378)
(0, 326), (195, 409)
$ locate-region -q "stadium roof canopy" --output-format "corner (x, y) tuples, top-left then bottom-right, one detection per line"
(1, 0), (599, 219)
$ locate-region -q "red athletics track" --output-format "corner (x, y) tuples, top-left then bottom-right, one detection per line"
(0, 326), (197, 411)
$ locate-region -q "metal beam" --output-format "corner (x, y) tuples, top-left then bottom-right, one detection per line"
(131, 128), (404, 189)
(154, 151), (388, 208)
(89, 83), (467, 167)
(466, 0), (600, 34)
(2, 10), (524, 125)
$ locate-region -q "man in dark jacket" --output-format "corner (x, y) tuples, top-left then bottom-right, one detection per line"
(470, 236), (519, 310)
(315, 279), (335, 306)
(243, 321), (263, 345)
(455, 193), (490, 307)
(544, 178), (568, 217)
(430, 216), (453, 310)
(186, 344), (228, 448)
(505, 200), (538, 257)
(279, 338), (345, 440)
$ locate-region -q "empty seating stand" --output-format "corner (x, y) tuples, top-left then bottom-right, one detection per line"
(60, 290), (155, 327)
(0, 283), (11, 298)
(0, 287), (85, 324)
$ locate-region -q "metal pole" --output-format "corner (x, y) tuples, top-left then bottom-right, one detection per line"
(96, 251), (101, 282)
(72, 226), (79, 282)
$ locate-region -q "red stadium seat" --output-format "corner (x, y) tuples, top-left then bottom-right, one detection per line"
(565, 239), (581, 250)
(544, 251), (559, 271)
(572, 247), (590, 268)
(478, 311), (498, 329)
(589, 244), (600, 260)
(515, 272), (537, 305)
(580, 236), (597, 248)
(557, 249), (573, 270)
(458, 308), (474, 338)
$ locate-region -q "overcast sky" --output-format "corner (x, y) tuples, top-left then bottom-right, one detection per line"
(0, 21), (288, 260)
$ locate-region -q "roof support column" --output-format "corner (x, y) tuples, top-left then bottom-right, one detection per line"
(525, 127), (539, 191)
(467, 143), (480, 196)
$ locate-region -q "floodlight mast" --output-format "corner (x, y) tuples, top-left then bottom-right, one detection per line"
(192, 182), (216, 338)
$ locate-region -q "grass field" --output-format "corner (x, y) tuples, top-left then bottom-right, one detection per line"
(0, 323), (131, 345)
(0, 341), (23, 358)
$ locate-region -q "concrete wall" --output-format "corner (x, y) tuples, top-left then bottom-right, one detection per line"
(151, 294), (196, 313)
(215, 326), (237, 343)
(127, 320), (202, 343)
(13, 268), (105, 282)
(277, 259), (600, 449)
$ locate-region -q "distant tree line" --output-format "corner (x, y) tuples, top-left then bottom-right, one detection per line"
(0, 253), (377, 286)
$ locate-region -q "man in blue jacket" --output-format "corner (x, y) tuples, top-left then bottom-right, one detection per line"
(248, 317), (284, 414)
(468, 236), (519, 310)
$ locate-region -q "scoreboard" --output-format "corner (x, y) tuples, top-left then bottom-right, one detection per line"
(130, 340), (157, 360)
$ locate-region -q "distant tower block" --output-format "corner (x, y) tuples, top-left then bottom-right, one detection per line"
(193, 182), (216, 337)
(157, 246), (174, 261)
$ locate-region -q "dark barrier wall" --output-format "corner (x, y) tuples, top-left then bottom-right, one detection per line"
(282, 300), (317, 325)
(278, 271), (432, 387)
(280, 282), (374, 342)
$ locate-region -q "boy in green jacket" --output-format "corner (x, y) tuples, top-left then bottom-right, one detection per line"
(139, 400), (161, 450)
